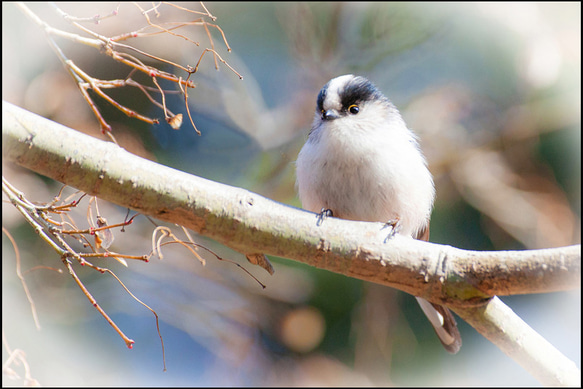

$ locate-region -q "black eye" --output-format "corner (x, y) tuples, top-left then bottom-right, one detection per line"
(348, 104), (359, 114)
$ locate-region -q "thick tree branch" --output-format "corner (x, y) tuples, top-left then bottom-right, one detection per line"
(453, 297), (581, 386)
(2, 102), (581, 385)
(3, 101), (579, 302)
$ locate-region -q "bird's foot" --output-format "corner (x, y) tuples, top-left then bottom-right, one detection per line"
(382, 217), (401, 243)
(316, 208), (333, 226)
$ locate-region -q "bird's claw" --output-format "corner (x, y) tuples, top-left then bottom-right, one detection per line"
(316, 208), (333, 226)
(383, 217), (401, 243)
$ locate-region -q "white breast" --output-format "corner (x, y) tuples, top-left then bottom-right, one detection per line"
(296, 110), (434, 238)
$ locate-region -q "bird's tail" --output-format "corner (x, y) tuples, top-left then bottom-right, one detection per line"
(415, 297), (462, 354)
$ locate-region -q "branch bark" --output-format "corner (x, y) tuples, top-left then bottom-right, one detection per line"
(453, 297), (580, 387)
(2, 101), (581, 385)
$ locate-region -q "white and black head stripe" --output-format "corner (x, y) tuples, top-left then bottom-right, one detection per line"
(317, 75), (387, 113)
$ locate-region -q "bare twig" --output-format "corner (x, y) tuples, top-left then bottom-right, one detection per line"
(2, 227), (41, 330)
(2, 330), (39, 386)
(61, 255), (136, 348)
(150, 226), (266, 288)
(2, 171), (150, 351)
(15, 2), (240, 138)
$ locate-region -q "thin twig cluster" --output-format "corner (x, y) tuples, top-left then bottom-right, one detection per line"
(16, 2), (242, 142)
(2, 173), (266, 373)
(4, 4), (245, 373)
(2, 178), (150, 346)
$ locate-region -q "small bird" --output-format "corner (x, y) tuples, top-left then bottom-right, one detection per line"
(295, 74), (461, 353)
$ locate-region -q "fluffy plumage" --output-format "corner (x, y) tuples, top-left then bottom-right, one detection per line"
(296, 74), (461, 353)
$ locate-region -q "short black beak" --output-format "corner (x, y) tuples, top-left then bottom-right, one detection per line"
(322, 110), (340, 121)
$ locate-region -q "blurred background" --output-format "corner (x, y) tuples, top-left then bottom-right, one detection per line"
(2, 2), (580, 386)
